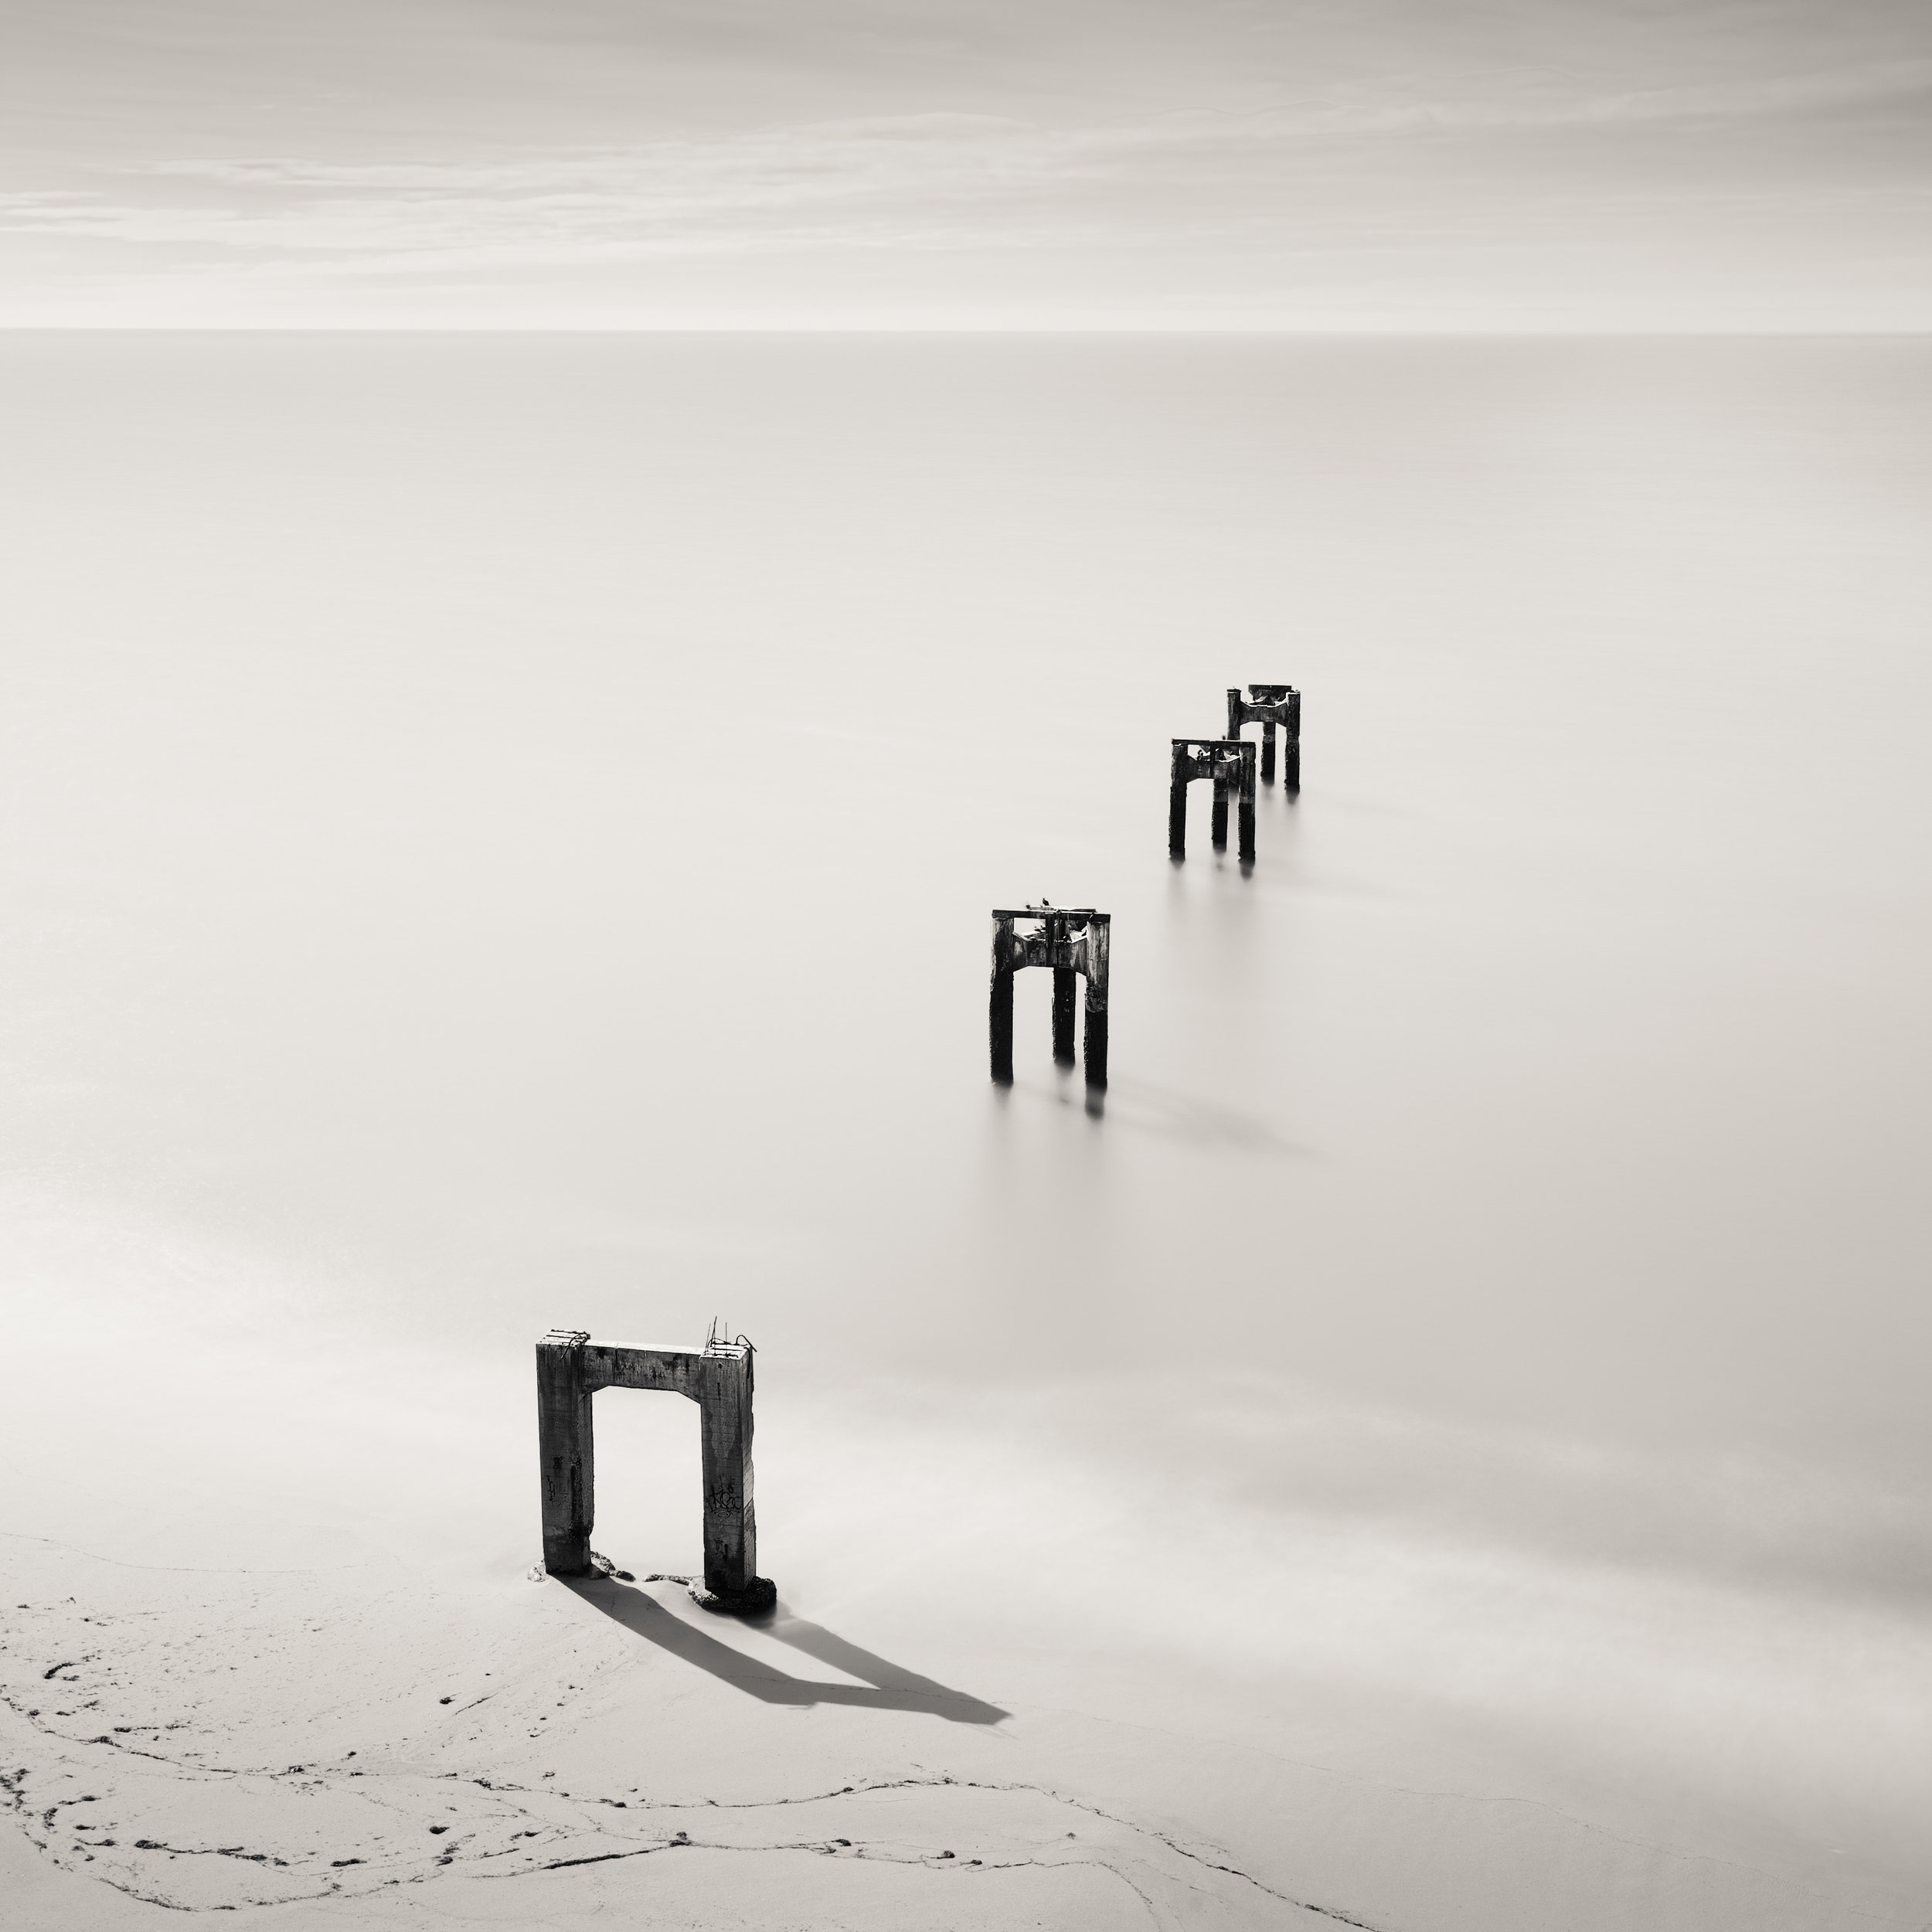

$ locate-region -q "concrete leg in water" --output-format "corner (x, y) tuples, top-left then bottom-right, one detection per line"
(1168, 742), (1190, 858)
(989, 913), (1016, 1083)
(1083, 915), (1111, 1088)
(1237, 740), (1257, 864)
(1053, 967), (1077, 1064)
(988, 903), (1111, 1088)
(1228, 684), (1301, 793)
(1170, 738), (1248, 862)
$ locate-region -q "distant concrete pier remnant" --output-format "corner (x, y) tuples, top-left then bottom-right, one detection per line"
(990, 903), (1111, 1089)
(1169, 738), (1257, 862)
(1226, 685), (1301, 789)
(536, 1323), (775, 1615)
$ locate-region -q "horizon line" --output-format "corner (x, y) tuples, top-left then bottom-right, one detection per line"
(3, 321), (1929, 340)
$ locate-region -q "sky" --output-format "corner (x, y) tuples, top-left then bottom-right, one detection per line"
(2, 2), (1930, 328)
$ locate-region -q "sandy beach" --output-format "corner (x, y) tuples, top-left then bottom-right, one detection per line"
(7, 1383), (1929, 1931)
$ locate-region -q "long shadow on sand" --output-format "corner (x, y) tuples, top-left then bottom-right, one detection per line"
(563, 1574), (1009, 1725)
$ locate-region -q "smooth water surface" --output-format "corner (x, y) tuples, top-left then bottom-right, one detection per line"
(3, 334), (1929, 1900)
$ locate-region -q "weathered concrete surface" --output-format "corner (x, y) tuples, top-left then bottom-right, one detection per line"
(537, 1328), (774, 1614)
(1168, 739), (1257, 862)
(989, 905), (1110, 1088)
(1226, 684), (1301, 789)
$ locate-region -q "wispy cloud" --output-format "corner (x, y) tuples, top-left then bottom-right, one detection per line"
(1230, 56), (1932, 137)
(4, 50), (1929, 324)
(7, 56), (1928, 274)
(1, 116), (1134, 277)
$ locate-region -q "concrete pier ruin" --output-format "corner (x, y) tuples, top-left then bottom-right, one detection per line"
(1226, 684), (1301, 790)
(536, 1324), (775, 1615)
(1169, 737), (1257, 862)
(989, 903), (1111, 1088)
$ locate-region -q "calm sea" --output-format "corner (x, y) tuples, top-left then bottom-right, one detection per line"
(3, 333), (1929, 1890)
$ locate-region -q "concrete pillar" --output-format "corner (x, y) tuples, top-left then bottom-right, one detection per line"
(1052, 963), (1077, 1065)
(989, 913), (1015, 1083)
(1083, 915), (1110, 1089)
(1210, 758), (1230, 850)
(1284, 689), (1301, 791)
(1168, 740), (1190, 859)
(988, 905), (1111, 1087)
(1237, 742), (1257, 864)
(536, 1329), (776, 1615)
(1230, 685), (1278, 784)
(695, 1344), (773, 1613)
(536, 1330), (594, 1576)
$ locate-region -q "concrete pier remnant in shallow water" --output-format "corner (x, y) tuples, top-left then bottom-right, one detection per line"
(536, 1321), (775, 1614)
(1169, 737), (1257, 862)
(1226, 683), (1301, 790)
(989, 903), (1110, 1089)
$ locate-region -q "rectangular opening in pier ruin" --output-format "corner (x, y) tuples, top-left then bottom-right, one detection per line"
(588, 1388), (703, 1575)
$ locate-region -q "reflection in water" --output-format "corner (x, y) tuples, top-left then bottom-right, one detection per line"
(1080, 1077), (1299, 1153)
